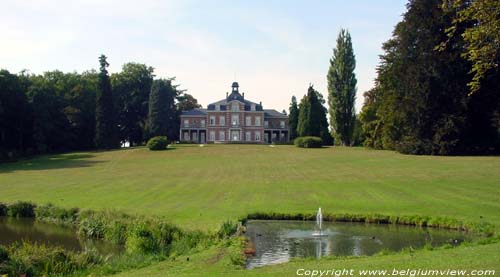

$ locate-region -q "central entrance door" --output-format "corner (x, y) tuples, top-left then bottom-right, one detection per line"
(231, 130), (240, 141)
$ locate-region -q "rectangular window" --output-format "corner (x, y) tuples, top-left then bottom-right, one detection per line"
(209, 131), (215, 141)
(231, 114), (239, 126)
(246, 131), (251, 141)
(280, 120), (285, 128)
(245, 116), (251, 126)
(219, 131), (225, 141)
(184, 119), (189, 127)
(251, 104), (256, 111)
(255, 116), (261, 126)
(255, 131), (261, 141)
(184, 132), (190, 141)
(264, 120), (268, 128)
(219, 116), (225, 126)
(209, 116), (215, 126)
(232, 104), (239, 111)
(201, 120), (206, 127)
(215, 104), (220, 111)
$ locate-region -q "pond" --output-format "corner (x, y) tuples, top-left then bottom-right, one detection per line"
(0, 217), (123, 255)
(245, 220), (472, 269)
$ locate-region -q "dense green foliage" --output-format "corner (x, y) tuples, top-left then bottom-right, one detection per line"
(442, 0), (500, 94)
(288, 96), (299, 140)
(0, 70), (98, 159)
(0, 242), (102, 277)
(148, 79), (178, 139)
(95, 55), (118, 150)
(294, 136), (323, 148)
(297, 85), (331, 144)
(328, 29), (357, 146)
(112, 63), (154, 146)
(0, 57), (197, 160)
(359, 0), (500, 155)
(147, 136), (169, 151)
(7, 201), (36, 217)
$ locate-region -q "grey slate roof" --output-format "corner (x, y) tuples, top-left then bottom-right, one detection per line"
(180, 108), (207, 116)
(264, 109), (288, 118)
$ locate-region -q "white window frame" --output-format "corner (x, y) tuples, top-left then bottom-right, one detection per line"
(246, 131), (251, 141)
(280, 120), (285, 128)
(264, 120), (269, 128)
(209, 116), (215, 126)
(219, 116), (225, 126)
(255, 116), (261, 126)
(255, 131), (261, 141)
(219, 131), (225, 141)
(201, 120), (206, 127)
(184, 132), (190, 141)
(246, 116), (251, 126)
(231, 114), (239, 126)
(183, 119), (189, 127)
(209, 131), (215, 141)
(232, 104), (239, 111)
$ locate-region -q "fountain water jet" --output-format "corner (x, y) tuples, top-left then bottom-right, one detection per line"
(313, 207), (325, 237)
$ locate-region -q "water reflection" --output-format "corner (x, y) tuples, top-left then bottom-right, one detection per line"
(0, 217), (123, 255)
(245, 220), (470, 269)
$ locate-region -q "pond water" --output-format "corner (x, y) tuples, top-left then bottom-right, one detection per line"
(0, 217), (123, 255)
(245, 220), (472, 269)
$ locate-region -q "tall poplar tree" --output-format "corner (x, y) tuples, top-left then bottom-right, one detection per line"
(288, 96), (299, 140)
(328, 29), (357, 146)
(95, 54), (116, 149)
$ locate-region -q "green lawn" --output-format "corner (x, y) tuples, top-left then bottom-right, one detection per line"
(1, 145), (499, 275)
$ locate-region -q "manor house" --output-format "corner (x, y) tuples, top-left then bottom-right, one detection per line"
(179, 82), (289, 143)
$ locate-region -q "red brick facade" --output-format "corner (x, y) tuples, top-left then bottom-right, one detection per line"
(180, 82), (289, 144)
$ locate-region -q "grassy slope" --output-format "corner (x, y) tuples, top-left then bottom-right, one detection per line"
(1, 145), (499, 275)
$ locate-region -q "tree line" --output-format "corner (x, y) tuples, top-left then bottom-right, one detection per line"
(359, 0), (499, 155)
(289, 0), (499, 155)
(0, 55), (200, 160)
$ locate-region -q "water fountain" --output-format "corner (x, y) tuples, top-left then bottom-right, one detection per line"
(312, 207), (324, 236)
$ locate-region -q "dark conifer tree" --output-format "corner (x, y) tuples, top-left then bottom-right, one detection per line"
(95, 54), (116, 149)
(148, 79), (177, 138)
(288, 96), (299, 140)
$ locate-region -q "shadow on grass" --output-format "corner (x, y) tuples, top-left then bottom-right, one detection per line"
(0, 153), (106, 173)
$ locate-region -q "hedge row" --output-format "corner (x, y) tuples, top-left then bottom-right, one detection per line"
(294, 136), (323, 148)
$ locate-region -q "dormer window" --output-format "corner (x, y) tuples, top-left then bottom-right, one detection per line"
(215, 104), (220, 111)
(232, 104), (239, 111)
(251, 104), (256, 111)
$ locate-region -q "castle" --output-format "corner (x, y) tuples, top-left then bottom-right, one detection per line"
(179, 82), (289, 143)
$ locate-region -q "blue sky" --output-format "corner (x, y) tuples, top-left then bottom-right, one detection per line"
(1, 0), (407, 112)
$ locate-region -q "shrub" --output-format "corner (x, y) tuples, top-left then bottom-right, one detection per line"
(78, 211), (107, 239)
(0, 246), (8, 262)
(126, 221), (159, 254)
(294, 136), (323, 148)
(147, 136), (168, 151)
(35, 203), (79, 224)
(217, 221), (237, 239)
(7, 201), (36, 217)
(0, 203), (7, 216)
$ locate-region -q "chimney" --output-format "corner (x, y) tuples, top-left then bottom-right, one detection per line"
(242, 92), (245, 98)
(226, 92), (228, 98)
